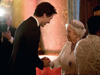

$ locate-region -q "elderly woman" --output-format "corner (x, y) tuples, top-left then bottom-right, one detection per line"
(49, 20), (86, 75)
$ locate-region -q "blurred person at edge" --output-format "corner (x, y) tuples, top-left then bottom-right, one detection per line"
(8, 2), (57, 75)
(0, 12), (16, 75)
(49, 20), (86, 75)
(74, 16), (100, 75)
(93, 4), (100, 16)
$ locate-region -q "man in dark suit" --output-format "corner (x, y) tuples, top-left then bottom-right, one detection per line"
(0, 13), (16, 74)
(8, 2), (57, 75)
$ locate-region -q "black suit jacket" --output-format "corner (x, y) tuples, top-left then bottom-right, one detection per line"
(0, 26), (16, 74)
(9, 17), (44, 75)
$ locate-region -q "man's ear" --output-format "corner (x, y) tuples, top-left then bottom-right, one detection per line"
(43, 13), (47, 18)
(98, 30), (100, 33)
(96, 30), (100, 36)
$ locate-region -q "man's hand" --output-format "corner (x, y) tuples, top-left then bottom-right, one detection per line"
(2, 30), (11, 40)
(41, 57), (51, 67)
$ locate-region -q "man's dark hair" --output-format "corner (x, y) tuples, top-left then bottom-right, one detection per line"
(34, 2), (57, 17)
(87, 16), (100, 34)
(93, 5), (100, 12)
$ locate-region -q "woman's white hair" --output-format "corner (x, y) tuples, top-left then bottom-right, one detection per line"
(65, 20), (86, 38)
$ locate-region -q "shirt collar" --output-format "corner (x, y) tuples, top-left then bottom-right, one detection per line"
(32, 16), (39, 27)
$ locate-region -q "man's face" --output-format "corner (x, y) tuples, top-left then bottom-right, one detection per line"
(94, 10), (100, 16)
(4, 14), (11, 27)
(40, 14), (54, 27)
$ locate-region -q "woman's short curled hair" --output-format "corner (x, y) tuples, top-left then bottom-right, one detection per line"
(65, 20), (86, 38)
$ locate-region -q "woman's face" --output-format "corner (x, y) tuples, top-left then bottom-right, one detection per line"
(66, 25), (78, 42)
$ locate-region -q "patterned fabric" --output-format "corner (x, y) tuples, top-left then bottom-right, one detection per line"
(74, 34), (100, 75)
(50, 41), (78, 75)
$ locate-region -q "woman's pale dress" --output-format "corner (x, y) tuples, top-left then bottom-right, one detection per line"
(50, 41), (78, 75)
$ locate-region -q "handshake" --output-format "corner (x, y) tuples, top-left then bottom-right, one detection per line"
(41, 57), (54, 68)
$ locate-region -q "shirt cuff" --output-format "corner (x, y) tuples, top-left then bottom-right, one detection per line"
(8, 36), (13, 44)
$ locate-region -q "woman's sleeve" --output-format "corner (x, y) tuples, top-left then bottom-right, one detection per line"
(50, 43), (67, 69)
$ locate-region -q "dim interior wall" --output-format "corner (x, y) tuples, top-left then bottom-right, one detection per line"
(38, 0), (68, 55)
(12, 0), (37, 28)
